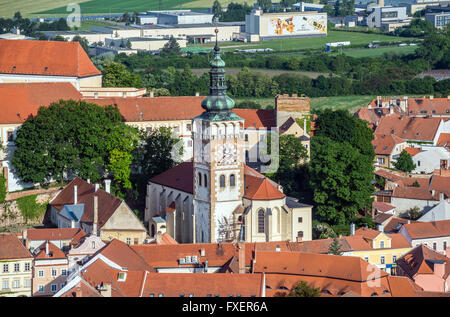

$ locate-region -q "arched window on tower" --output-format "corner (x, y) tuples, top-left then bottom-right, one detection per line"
(258, 209), (265, 234)
(204, 174), (208, 187)
(220, 175), (225, 188)
(198, 172), (202, 186)
(230, 174), (236, 187)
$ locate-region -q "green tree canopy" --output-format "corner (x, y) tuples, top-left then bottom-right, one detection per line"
(328, 236), (343, 255)
(161, 36), (181, 56)
(132, 127), (183, 200)
(309, 109), (375, 226)
(102, 62), (143, 88)
(11, 100), (136, 191)
(394, 150), (416, 173)
(286, 281), (321, 297)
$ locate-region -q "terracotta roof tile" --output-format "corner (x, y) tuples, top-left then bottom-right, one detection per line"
(0, 83), (82, 124)
(373, 202), (396, 213)
(406, 98), (450, 116)
(397, 245), (448, 278)
(149, 162), (285, 200)
(141, 273), (264, 297)
(50, 177), (124, 230)
(405, 147), (424, 156)
(372, 133), (405, 155)
(86, 97), (276, 128)
(375, 114), (442, 142)
(253, 251), (388, 282)
(402, 219), (450, 239)
(25, 228), (86, 242)
(35, 241), (67, 260)
(437, 133), (450, 148)
(0, 39), (101, 77)
(93, 239), (153, 272)
(0, 233), (33, 260)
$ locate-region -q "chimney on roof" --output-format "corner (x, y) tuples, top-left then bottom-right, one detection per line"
(93, 195), (98, 237)
(431, 189), (435, 196)
(296, 237), (302, 242)
(238, 242), (245, 274)
(200, 248), (205, 257)
(74, 286), (82, 297)
(94, 184), (99, 192)
(350, 223), (355, 236)
(87, 179), (90, 184)
(439, 192), (444, 201)
(74, 185), (78, 205)
(98, 283), (112, 297)
(104, 179), (111, 194)
(433, 261), (445, 278)
(429, 95), (434, 100)
(303, 118), (307, 134)
(45, 241), (49, 256)
(377, 224), (384, 232)
(195, 92), (199, 97)
(150, 90), (154, 98)
(377, 96), (381, 107)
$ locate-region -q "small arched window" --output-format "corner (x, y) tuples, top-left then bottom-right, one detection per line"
(230, 174), (236, 187)
(204, 174), (208, 187)
(220, 175), (225, 188)
(258, 209), (265, 233)
(198, 172), (202, 186)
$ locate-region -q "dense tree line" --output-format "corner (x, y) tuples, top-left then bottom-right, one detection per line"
(212, 1), (253, 22)
(0, 12), (71, 38)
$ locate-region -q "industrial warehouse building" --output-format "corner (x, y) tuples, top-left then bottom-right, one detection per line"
(245, 9), (327, 41)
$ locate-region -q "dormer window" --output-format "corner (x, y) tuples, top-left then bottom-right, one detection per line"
(118, 272), (127, 282)
(380, 241), (385, 248)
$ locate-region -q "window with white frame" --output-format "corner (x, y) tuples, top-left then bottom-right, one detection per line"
(126, 238), (131, 245)
(38, 285), (44, 293)
(12, 280), (20, 288)
(380, 241), (385, 249)
(61, 269), (68, 276)
(38, 270), (44, 277)
(52, 269), (57, 277)
(3, 264), (8, 273)
(2, 280), (8, 290)
(14, 263), (20, 272)
(380, 256), (385, 264)
(392, 255), (397, 263)
(24, 279), (31, 288)
(24, 263), (30, 271)
(51, 284), (57, 292)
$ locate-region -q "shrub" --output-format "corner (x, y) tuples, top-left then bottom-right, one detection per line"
(16, 195), (47, 223)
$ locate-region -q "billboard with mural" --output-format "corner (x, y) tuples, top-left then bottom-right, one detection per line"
(267, 14), (327, 36)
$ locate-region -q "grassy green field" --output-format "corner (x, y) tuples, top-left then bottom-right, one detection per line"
(196, 31), (417, 52)
(33, 0), (225, 16)
(329, 45), (417, 58)
(235, 95), (377, 113)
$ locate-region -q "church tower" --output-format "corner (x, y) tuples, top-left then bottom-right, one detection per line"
(193, 30), (245, 243)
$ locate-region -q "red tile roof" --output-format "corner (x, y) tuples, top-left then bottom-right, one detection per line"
(372, 202), (396, 213)
(243, 174), (285, 200)
(372, 133), (405, 155)
(232, 109), (276, 129)
(25, 228), (86, 242)
(375, 114), (442, 142)
(254, 251), (389, 282)
(355, 107), (393, 128)
(93, 239), (154, 272)
(0, 39), (101, 77)
(50, 177), (124, 230)
(34, 241), (67, 260)
(59, 279), (102, 297)
(397, 245), (449, 278)
(402, 219), (450, 239)
(0, 234), (33, 260)
(149, 162), (285, 200)
(141, 273), (264, 297)
(404, 147), (424, 156)
(429, 174), (450, 196)
(86, 97), (276, 128)
(0, 83), (82, 124)
(437, 133), (450, 148)
(406, 98), (450, 117)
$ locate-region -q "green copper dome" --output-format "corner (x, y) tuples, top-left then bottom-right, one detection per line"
(196, 40), (242, 121)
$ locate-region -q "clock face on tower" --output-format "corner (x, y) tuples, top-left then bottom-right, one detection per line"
(215, 142), (237, 165)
